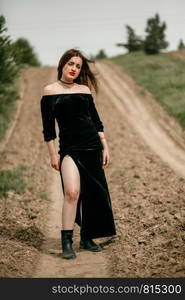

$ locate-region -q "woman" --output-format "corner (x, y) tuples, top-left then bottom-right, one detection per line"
(40, 48), (116, 259)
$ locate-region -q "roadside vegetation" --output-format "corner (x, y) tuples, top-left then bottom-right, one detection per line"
(108, 13), (185, 129)
(109, 52), (185, 129)
(0, 165), (28, 199)
(0, 15), (41, 141)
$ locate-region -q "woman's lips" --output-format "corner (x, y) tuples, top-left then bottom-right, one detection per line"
(69, 72), (75, 76)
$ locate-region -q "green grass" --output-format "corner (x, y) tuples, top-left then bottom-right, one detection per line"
(108, 51), (185, 129)
(0, 73), (22, 141)
(39, 192), (48, 201)
(0, 165), (28, 198)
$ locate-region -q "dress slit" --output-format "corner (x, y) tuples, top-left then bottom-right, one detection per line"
(59, 153), (83, 227)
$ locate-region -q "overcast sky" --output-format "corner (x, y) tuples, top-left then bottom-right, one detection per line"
(1, 0), (184, 66)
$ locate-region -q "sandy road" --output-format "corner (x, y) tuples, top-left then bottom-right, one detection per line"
(1, 60), (185, 278)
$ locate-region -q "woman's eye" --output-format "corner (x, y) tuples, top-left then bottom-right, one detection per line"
(68, 62), (81, 69)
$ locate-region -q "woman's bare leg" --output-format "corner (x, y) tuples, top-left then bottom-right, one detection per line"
(61, 155), (80, 230)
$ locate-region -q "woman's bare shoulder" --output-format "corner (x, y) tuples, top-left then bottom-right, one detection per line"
(42, 82), (59, 96)
(42, 82), (92, 96)
(78, 84), (91, 94)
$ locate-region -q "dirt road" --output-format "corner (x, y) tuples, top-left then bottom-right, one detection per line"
(0, 61), (185, 277)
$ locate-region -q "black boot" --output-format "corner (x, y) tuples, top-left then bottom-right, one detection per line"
(80, 229), (102, 252)
(61, 230), (76, 259)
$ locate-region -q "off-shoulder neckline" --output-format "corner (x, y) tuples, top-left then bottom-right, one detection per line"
(42, 93), (92, 97)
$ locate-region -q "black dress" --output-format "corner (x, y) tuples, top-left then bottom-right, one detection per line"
(40, 92), (116, 239)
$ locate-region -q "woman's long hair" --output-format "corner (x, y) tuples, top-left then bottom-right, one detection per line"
(57, 48), (98, 93)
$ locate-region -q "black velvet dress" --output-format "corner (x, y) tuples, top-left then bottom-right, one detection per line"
(40, 92), (116, 239)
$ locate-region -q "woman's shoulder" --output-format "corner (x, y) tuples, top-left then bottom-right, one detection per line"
(77, 84), (91, 94)
(42, 82), (58, 96)
(41, 82), (92, 96)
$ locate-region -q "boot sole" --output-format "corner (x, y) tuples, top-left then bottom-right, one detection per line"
(62, 254), (76, 259)
(79, 245), (102, 252)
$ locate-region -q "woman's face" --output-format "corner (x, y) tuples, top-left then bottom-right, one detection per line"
(62, 56), (83, 81)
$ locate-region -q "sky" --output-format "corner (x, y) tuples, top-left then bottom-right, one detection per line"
(1, 0), (185, 66)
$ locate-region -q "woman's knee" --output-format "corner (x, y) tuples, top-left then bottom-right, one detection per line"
(65, 188), (80, 203)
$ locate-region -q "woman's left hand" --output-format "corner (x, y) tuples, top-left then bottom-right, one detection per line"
(102, 148), (110, 168)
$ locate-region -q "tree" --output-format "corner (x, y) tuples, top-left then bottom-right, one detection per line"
(0, 15), (19, 86)
(0, 15), (21, 138)
(144, 13), (169, 55)
(12, 38), (41, 66)
(116, 25), (143, 53)
(95, 49), (107, 60)
(178, 39), (185, 50)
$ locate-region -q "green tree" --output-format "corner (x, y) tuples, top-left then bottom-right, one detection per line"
(95, 49), (107, 60)
(0, 15), (20, 139)
(178, 39), (185, 50)
(144, 13), (169, 55)
(116, 25), (143, 53)
(0, 15), (20, 86)
(0, 15), (41, 140)
(12, 38), (41, 66)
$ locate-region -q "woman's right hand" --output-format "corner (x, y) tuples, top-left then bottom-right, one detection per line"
(50, 154), (60, 171)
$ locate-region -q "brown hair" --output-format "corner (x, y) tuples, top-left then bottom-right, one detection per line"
(57, 48), (98, 93)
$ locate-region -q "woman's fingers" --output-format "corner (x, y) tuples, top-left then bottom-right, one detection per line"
(102, 151), (110, 168)
(53, 164), (59, 171)
(105, 156), (109, 167)
(51, 156), (60, 171)
(55, 163), (60, 171)
(51, 163), (57, 170)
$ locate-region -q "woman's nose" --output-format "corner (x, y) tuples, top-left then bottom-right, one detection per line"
(71, 65), (77, 70)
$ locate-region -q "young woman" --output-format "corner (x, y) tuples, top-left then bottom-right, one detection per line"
(40, 48), (116, 259)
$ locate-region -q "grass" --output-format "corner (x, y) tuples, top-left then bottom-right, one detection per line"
(108, 51), (185, 129)
(127, 184), (136, 193)
(0, 73), (22, 141)
(0, 165), (28, 198)
(39, 192), (48, 201)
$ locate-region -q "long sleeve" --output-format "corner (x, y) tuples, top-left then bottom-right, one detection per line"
(88, 95), (104, 132)
(40, 95), (57, 142)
